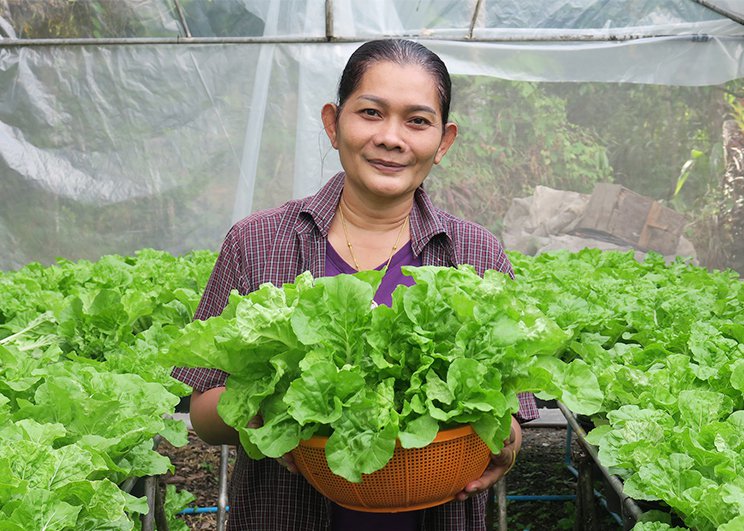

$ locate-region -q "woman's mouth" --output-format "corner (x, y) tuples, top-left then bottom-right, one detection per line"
(368, 159), (406, 172)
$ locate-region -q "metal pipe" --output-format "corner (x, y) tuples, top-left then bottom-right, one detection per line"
(468, 0), (484, 40)
(0, 36), (331, 46)
(496, 479), (507, 531)
(120, 477), (138, 494)
(142, 476), (156, 531)
(155, 478), (170, 531)
(557, 403), (643, 525)
(217, 444), (230, 531)
(691, 0), (744, 26)
(0, 33), (716, 47)
(181, 507), (214, 514)
(576, 449), (599, 530)
(172, 0), (192, 38)
(325, 0), (335, 42)
(180, 506), (229, 515)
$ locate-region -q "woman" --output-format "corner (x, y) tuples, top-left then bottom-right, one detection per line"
(173, 39), (538, 531)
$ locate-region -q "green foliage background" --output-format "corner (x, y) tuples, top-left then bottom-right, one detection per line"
(427, 75), (740, 272)
(428, 77), (613, 235)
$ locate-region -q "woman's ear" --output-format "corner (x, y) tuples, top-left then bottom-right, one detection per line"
(321, 103), (339, 149)
(434, 122), (458, 164)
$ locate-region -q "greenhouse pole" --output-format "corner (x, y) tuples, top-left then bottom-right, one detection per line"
(326, 0), (334, 40)
(468, 0), (484, 39)
(291, 1), (340, 199)
(691, 0), (744, 25)
(231, 1), (281, 222)
(217, 444), (230, 530)
(172, 0), (192, 38)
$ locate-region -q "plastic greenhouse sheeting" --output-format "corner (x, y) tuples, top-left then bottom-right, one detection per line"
(0, 0), (743, 270)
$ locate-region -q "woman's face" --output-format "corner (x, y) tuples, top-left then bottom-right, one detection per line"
(322, 61), (457, 203)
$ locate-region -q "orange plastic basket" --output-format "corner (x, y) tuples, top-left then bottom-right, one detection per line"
(291, 424), (491, 513)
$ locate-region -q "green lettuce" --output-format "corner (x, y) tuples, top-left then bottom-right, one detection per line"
(165, 265), (602, 482)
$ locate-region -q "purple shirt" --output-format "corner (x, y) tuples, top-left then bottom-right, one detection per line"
(326, 240), (422, 530)
(325, 240), (421, 307)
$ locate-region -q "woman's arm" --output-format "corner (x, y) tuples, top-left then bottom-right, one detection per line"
(189, 387), (241, 446)
(191, 387), (300, 473)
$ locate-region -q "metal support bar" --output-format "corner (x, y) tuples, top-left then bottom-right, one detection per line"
(557, 403), (643, 527)
(325, 0), (335, 41)
(172, 0), (192, 38)
(496, 479), (508, 531)
(575, 449), (599, 531)
(468, 0), (484, 40)
(691, 0), (744, 26)
(155, 478), (170, 531)
(142, 476), (157, 531)
(0, 33), (726, 47)
(120, 477), (138, 494)
(217, 444), (230, 531)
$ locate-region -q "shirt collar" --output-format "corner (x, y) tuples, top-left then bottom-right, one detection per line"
(410, 185), (448, 256)
(298, 172), (449, 250)
(299, 172), (345, 236)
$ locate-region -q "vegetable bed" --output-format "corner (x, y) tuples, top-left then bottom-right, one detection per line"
(0, 250), (216, 530)
(1, 248), (741, 530)
(508, 250), (744, 531)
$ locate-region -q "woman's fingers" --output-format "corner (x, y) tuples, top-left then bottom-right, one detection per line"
(246, 415), (263, 429)
(455, 446), (517, 501)
(276, 453), (298, 474)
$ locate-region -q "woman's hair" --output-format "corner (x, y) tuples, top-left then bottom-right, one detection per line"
(337, 39), (452, 126)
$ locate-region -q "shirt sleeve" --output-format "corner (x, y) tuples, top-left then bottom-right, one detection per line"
(515, 391), (539, 423)
(171, 225), (246, 392)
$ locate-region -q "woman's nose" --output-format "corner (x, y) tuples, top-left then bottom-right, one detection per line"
(373, 120), (405, 151)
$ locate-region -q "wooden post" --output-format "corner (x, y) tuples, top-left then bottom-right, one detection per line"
(142, 476), (156, 531)
(496, 479), (508, 531)
(486, 485), (494, 529)
(154, 477), (169, 531)
(574, 449), (598, 531)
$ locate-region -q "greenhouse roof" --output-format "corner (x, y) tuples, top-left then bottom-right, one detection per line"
(1, 0), (743, 43)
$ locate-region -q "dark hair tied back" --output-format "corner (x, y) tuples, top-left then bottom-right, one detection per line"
(337, 39), (452, 127)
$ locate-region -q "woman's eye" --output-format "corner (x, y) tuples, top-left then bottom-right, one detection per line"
(362, 108), (380, 117)
(410, 117), (432, 127)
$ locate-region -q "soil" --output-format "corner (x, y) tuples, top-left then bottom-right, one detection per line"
(502, 425), (624, 531)
(157, 422), (626, 531)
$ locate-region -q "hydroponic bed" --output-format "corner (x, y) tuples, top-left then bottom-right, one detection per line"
(1, 248), (741, 530)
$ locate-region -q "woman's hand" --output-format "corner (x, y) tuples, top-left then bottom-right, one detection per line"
(276, 453), (299, 474)
(245, 415), (299, 474)
(455, 417), (522, 502)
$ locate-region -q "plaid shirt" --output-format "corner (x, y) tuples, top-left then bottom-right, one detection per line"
(172, 172), (539, 530)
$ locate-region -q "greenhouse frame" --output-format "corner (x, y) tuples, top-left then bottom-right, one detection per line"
(1, 1), (743, 531)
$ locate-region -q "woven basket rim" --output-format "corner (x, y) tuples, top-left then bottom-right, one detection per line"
(297, 423), (476, 449)
(291, 423), (491, 512)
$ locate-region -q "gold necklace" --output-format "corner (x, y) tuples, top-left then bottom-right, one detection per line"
(337, 204), (409, 272)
